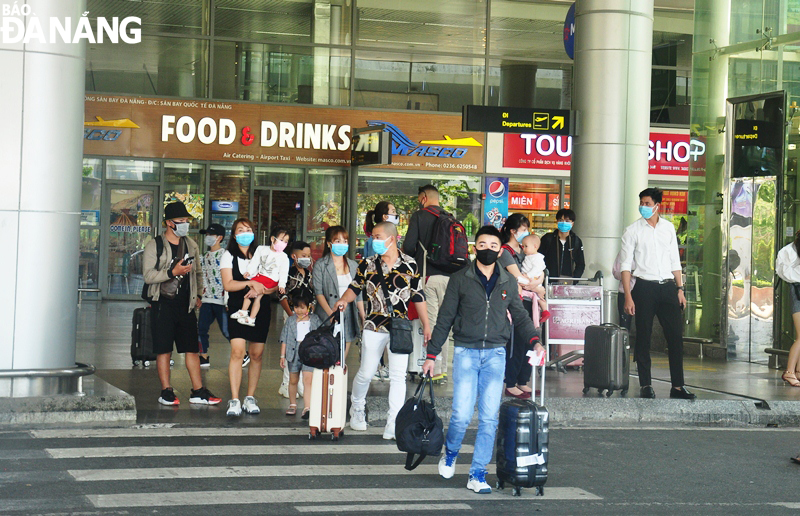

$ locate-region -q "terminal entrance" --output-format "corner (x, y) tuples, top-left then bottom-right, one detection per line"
(723, 92), (785, 363)
(255, 189), (305, 246)
(105, 187), (157, 298)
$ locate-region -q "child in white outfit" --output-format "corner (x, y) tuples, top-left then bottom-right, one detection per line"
(517, 234), (550, 322)
(231, 229), (290, 326)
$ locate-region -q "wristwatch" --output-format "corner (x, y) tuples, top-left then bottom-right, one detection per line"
(677, 286), (685, 291)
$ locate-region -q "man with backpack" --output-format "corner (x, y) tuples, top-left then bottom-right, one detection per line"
(403, 185), (469, 380)
(143, 202), (221, 407)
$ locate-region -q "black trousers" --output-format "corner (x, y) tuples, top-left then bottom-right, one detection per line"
(631, 280), (685, 388)
(505, 298), (534, 388)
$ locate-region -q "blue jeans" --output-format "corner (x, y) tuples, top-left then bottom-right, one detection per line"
(197, 302), (229, 353)
(446, 346), (506, 477)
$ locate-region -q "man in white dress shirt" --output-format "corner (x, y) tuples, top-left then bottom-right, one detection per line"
(619, 188), (696, 400)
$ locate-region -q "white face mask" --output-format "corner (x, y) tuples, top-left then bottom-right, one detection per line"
(173, 222), (189, 237)
(386, 214), (400, 225)
(204, 235), (219, 247)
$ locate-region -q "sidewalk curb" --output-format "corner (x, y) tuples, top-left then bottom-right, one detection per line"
(366, 397), (800, 428)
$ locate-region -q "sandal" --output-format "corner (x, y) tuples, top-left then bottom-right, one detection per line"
(301, 408), (310, 420)
(782, 371), (800, 387)
(285, 404), (297, 416)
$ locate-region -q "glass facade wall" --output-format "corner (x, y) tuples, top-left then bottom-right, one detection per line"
(690, 2), (800, 361)
(85, 0), (692, 117)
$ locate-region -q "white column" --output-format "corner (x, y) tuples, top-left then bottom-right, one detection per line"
(571, 0), (654, 288)
(0, 0), (85, 371)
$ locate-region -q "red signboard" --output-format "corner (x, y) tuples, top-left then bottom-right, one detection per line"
(661, 190), (688, 215)
(503, 132), (706, 176)
(508, 192), (562, 211)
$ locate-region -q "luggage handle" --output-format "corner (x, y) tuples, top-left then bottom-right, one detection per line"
(412, 373), (436, 409)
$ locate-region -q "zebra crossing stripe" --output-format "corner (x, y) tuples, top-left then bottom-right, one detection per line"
(47, 444), (475, 459)
(31, 427), (387, 439)
(295, 503), (474, 512)
(69, 464), (472, 481)
(87, 487), (602, 508)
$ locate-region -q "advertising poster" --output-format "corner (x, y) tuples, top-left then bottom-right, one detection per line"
(484, 177), (509, 229)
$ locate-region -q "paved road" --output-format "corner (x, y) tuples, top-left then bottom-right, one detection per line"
(2, 425), (800, 514)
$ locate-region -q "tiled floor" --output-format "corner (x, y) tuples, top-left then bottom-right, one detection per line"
(76, 300), (800, 425)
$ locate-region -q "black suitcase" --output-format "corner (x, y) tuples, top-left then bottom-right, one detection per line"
(582, 323), (630, 397)
(496, 398), (549, 497)
(131, 307), (157, 367)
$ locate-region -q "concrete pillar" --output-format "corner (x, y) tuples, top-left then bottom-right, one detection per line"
(0, 0), (85, 373)
(571, 0), (653, 290)
(499, 62), (537, 108)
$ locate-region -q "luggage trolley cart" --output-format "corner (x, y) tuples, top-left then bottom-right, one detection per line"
(545, 271), (604, 372)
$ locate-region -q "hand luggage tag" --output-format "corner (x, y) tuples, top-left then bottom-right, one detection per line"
(517, 453), (546, 467)
(527, 349), (545, 367)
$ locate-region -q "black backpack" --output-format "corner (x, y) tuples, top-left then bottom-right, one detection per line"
(298, 312), (341, 369)
(424, 206), (469, 273)
(395, 376), (444, 470)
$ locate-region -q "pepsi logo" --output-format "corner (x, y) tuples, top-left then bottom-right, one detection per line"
(489, 181), (506, 198)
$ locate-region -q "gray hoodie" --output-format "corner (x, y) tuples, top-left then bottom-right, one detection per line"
(427, 262), (540, 357)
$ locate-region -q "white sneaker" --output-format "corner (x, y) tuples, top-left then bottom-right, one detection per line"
(372, 366), (388, 382)
(349, 407), (367, 431)
(382, 420), (395, 440)
(226, 398), (241, 416)
(239, 316), (256, 326)
(242, 396), (260, 414)
(278, 383), (289, 398)
(439, 449), (458, 479)
(466, 472), (492, 494)
(230, 310), (248, 320)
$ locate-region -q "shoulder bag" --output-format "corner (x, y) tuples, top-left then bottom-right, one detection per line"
(141, 235), (163, 302)
(375, 258), (414, 354)
(395, 375), (444, 470)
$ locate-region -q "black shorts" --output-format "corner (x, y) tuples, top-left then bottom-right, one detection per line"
(151, 300), (199, 355)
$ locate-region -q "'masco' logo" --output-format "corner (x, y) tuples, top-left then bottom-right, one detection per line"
(367, 120), (482, 159)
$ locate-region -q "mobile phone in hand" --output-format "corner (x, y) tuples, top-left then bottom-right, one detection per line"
(181, 253), (194, 266)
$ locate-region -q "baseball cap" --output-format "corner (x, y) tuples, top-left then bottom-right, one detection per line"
(200, 223), (226, 237)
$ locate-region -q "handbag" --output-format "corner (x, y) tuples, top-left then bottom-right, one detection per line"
(159, 238), (187, 300)
(395, 375), (444, 471)
(375, 259), (414, 354)
(298, 312), (341, 369)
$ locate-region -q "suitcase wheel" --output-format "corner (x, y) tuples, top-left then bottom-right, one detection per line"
(170, 359), (175, 367)
(535, 486), (544, 497)
(582, 386), (590, 394)
(606, 389), (614, 397)
(133, 360), (140, 367)
(309, 428), (318, 440)
(496, 480), (505, 490)
(512, 486), (522, 497)
(143, 360), (151, 367)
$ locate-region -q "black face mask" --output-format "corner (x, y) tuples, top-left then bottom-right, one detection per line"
(475, 249), (499, 266)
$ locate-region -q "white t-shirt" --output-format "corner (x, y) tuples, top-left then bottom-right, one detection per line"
(246, 245), (290, 288)
(296, 320), (312, 343)
(220, 250), (251, 274)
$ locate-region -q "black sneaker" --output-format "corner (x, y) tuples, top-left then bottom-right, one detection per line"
(199, 356), (210, 368)
(189, 387), (222, 405)
(158, 387), (180, 406)
(242, 353), (251, 368)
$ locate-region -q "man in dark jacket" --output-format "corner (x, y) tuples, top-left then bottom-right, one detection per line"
(422, 225), (543, 495)
(539, 208), (585, 280)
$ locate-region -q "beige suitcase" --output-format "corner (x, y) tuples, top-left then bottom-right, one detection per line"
(309, 314), (348, 441)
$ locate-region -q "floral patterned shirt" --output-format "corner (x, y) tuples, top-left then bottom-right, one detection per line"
(201, 249), (226, 305)
(349, 253), (425, 334)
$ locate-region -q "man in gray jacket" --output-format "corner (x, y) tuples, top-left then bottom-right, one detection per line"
(422, 225), (543, 495)
(143, 202), (220, 407)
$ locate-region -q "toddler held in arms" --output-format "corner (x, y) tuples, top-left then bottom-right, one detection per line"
(517, 234), (550, 323)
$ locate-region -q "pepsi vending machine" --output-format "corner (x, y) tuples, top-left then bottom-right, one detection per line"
(210, 201), (239, 248)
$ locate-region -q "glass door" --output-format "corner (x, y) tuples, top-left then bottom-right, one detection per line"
(105, 187), (158, 298)
(255, 189), (305, 245)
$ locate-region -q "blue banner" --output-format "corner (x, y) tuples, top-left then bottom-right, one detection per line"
(483, 177), (509, 229)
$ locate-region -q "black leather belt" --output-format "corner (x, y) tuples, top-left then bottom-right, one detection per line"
(634, 277), (674, 285)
